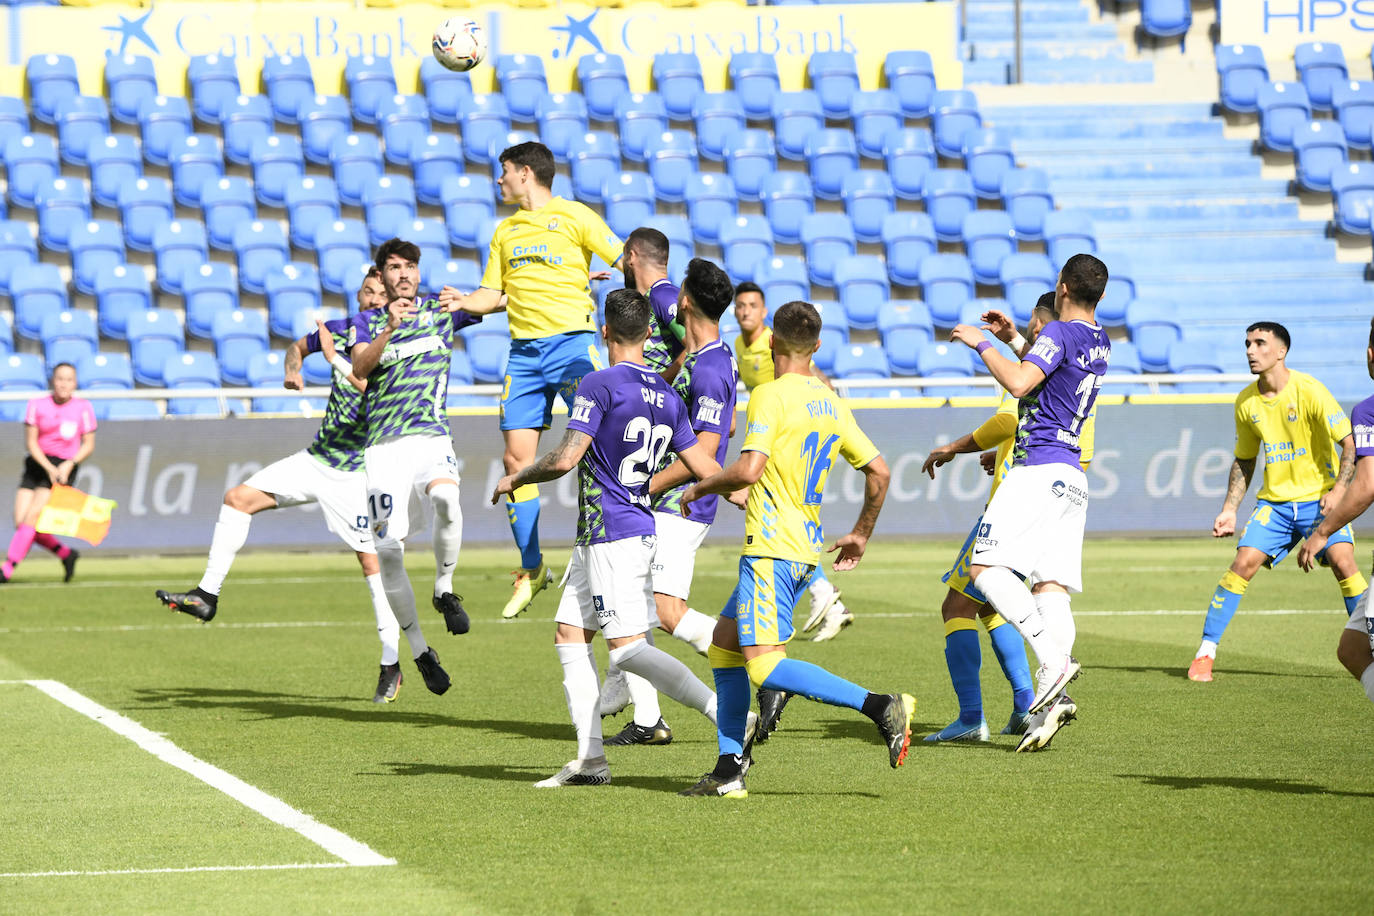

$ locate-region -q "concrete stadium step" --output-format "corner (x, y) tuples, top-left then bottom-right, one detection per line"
(966, 7), (1091, 24)
(991, 119), (1224, 140)
(1135, 280), (1374, 304)
(984, 102), (1217, 121)
(1104, 237), (1336, 262)
(965, 22), (1120, 40)
(1072, 200), (1301, 221)
(1034, 159), (1262, 179)
(1093, 216), (1326, 238)
(968, 41), (1126, 61)
(1021, 60), (1155, 83)
(1168, 303), (1373, 324)
(1050, 176), (1292, 199)
(1013, 136), (1250, 156)
(1131, 259), (1364, 282)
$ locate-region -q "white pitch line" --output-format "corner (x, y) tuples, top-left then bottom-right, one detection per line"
(0, 862), (354, 879)
(23, 680), (395, 868)
(0, 576), (351, 590)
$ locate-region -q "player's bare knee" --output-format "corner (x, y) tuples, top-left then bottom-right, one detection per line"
(655, 594), (685, 632)
(1325, 544), (1359, 580)
(554, 622), (594, 645)
(940, 589), (980, 622)
(710, 616), (739, 651)
(224, 485), (272, 514)
(1229, 551), (1263, 580)
(1336, 630), (1371, 678)
(357, 551), (380, 577)
(1031, 580), (1067, 595)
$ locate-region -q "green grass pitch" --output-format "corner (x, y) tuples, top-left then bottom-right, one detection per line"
(1, 537), (1371, 914)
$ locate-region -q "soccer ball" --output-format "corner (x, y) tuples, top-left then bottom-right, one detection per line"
(432, 17), (487, 73)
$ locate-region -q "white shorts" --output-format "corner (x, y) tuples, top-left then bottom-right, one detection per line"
(244, 450), (372, 552)
(651, 512), (710, 600)
(363, 434), (460, 547)
(554, 536), (657, 640)
(972, 463), (1088, 593)
(1347, 589), (1371, 635)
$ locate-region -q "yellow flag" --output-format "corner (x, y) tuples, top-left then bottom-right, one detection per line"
(35, 485), (117, 547)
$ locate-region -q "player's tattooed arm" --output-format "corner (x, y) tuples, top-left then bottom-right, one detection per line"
(283, 339), (305, 390)
(1301, 454), (1374, 570)
(315, 320), (366, 393)
(1213, 457), (1255, 537)
(1323, 434), (1357, 512)
(832, 455), (891, 571)
(491, 430), (593, 503)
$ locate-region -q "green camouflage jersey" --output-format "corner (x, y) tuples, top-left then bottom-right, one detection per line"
(649, 338), (737, 523)
(301, 312), (372, 472)
(643, 278), (684, 375)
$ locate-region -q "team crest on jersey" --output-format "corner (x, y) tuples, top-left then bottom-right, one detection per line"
(419, 310), (434, 327)
(1287, 404), (1298, 422)
(1250, 412), (1260, 424)
(547, 218), (559, 230)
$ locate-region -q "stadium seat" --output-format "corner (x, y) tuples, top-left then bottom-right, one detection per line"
(1295, 42), (1348, 110)
(999, 252), (1056, 323)
(729, 52), (781, 119)
(35, 177), (91, 253)
(346, 55), (398, 125)
(842, 170), (896, 244)
(832, 344), (890, 381)
(233, 219), (290, 295)
(87, 134), (143, 209)
(616, 92), (669, 164)
(880, 212), (937, 287)
(760, 171), (814, 245)
(919, 253), (976, 326)
(1331, 161), (1374, 235)
(297, 95), (352, 165)
(1125, 299), (1182, 372)
(1001, 168), (1054, 241)
(287, 307), (344, 345)
(494, 53), (548, 121)
(467, 217), (502, 266)
(458, 94), (512, 164)
(117, 180), (178, 261)
(754, 255), (809, 305)
(1166, 339), (1227, 391)
(138, 95), (192, 167)
(77, 352), (134, 391)
(693, 92), (746, 162)
(718, 215), (774, 284)
(1042, 211), (1097, 266)
(40, 308), (97, 370)
(442, 174), (497, 248)
(485, 130), (538, 182)
(187, 54), (239, 125)
(878, 301), (935, 374)
(0, 313), (11, 357)
(577, 53), (631, 123)
(1216, 45), (1268, 114)
(220, 94), (274, 166)
(850, 90), (903, 161)
(27, 54), (78, 125)
(460, 311), (511, 383)
(420, 56), (472, 125)
(806, 129), (860, 200)
(398, 217), (450, 267)
(10, 263), (67, 339)
(200, 176), (256, 251)
(642, 215), (693, 280)
(69, 219), (125, 296)
(1139, 0), (1193, 47)
(1293, 120), (1348, 192)
(833, 255), (890, 330)
(167, 133), (224, 207)
(931, 89), (982, 159)
(884, 127), (938, 201)
(808, 51), (861, 120)
(922, 169), (976, 243)
(362, 174), (417, 246)
(723, 129), (777, 201)
(884, 50), (937, 119)
(0, 353), (47, 418)
(567, 131), (619, 204)
(182, 262), (239, 340)
(915, 342), (977, 396)
(4, 134), (59, 208)
(1095, 252), (1135, 327)
(772, 91), (824, 162)
(266, 263), (323, 334)
(643, 130), (697, 204)
(212, 309), (270, 386)
(1333, 81), (1374, 150)
(0, 220), (38, 296)
(54, 96), (109, 167)
(314, 219), (372, 294)
(653, 53), (704, 120)
(105, 54), (157, 126)
(251, 134), (305, 208)
(99, 399), (163, 421)
(93, 263), (151, 339)
(246, 351), (294, 411)
(377, 94), (431, 166)
(152, 220), (208, 296)
(800, 213), (857, 287)
(163, 351), (224, 417)
(410, 132), (465, 206)
(961, 210), (1017, 285)
(328, 133), (383, 209)
(684, 173), (737, 245)
(1102, 340), (1151, 397)
(262, 55), (316, 125)
(426, 258), (482, 295)
(962, 128), (1015, 200)
(537, 92), (589, 162)
(1258, 82), (1312, 152)
(448, 349), (477, 398)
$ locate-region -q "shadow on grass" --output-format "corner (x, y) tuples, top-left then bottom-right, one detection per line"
(1119, 774), (1374, 798)
(373, 761), (686, 794)
(1091, 664), (1338, 681)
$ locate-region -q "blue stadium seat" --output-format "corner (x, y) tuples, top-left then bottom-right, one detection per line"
(0, 95), (29, 143)
(1258, 82), (1312, 152)
(653, 53), (704, 120)
(182, 262), (239, 339)
(693, 92), (746, 162)
(266, 263), (323, 334)
(1102, 340), (1151, 397)
(495, 53), (547, 121)
(806, 129), (859, 200)
(442, 174), (496, 248)
(363, 174), (417, 247)
(329, 133), (383, 208)
(35, 177), (91, 253)
(1216, 45), (1268, 114)
(832, 344), (890, 381)
(40, 307), (97, 370)
(723, 128), (776, 201)
(10, 263), (66, 339)
(0, 314), (12, 357)
(850, 90), (903, 161)
(188, 54), (239, 125)
(262, 55), (316, 125)
(601, 172), (654, 239)
(93, 263), (151, 339)
(884, 50), (937, 119)
(880, 212), (936, 287)
(1166, 338), (1227, 391)
(167, 133), (224, 207)
(100, 399), (164, 421)
(426, 258), (482, 295)
(1095, 251), (1135, 326)
(1042, 210), (1097, 266)
(448, 348), (476, 392)
(87, 134), (143, 209)
(834, 255), (889, 330)
(410, 132), (465, 206)
(809, 51), (860, 120)
(754, 255), (809, 305)
(105, 54), (157, 126)
(962, 127), (1015, 200)
(1294, 120), (1348, 192)
(247, 353), (303, 412)
(346, 55), (398, 125)
(376, 94), (431, 166)
(962, 210), (1017, 285)
(27, 54), (78, 125)
(163, 352), (224, 417)
(138, 95), (192, 167)
(931, 89), (982, 159)
(760, 171), (814, 245)
(616, 92), (669, 164)
(642, 214), (693, 280)
(884, 127), (937, 202)
(1296, 41), (1348, 110)
(288, 306), (344, 343)
(485, 129), (538, 182)
(718, 215), (774, 284)
(684, 173), (737, 245)
(1332, 161), (1374, 234)
(69, 219), (125, 295)
(842, 170), (895, 244)
(919, 253), (976, 326)
(458, 94), (512, 164)
(5, 133), (59, 208)
(772, 91), (824, 162)
(1334, 80), (1374, 151)
(577, 53), (631, 123)
(212, 309), (270, 386)
(77, 352), (134, 391)
(999, 252), (1056, 323)
(297, 95), (352, 165)
(800, 213), (856, 287)
(568, 130), (622, 205)
(54, 96), (109, 167)
(537, 92), (589, 162)
(1001, 168), (1054, 240)
(729, 52), (781, 120)
(1125, 299), (1181, 372)
(460, 311), (511, 383)
(397, 217), (450, 267)
(1140, 0), (1193, 46)
(0, 220), (38, 296)
(221, 94), (275, 166)
(878, 301), (935, 375)
(152, 219), (208, 296)
(314, 219), (371, 294)
(420, 56), (472, 125)
(251, 134), (305, 208)
(200, 176), (256, 251)
(0, 353), (47, 418)
(644, 130), (698, 203)
(922, 169), (976, 243)
(233, 219), (290, 295)
(915, 342), (976, 394)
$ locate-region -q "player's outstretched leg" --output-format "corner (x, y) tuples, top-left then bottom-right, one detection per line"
(802, 568), (842, 634)
(377, 543), (449, 695)
(1191, 569), (1250, 682)
(973, 566), (1078, 713)
(605, 645), (670, 746)
(502, 484), (552, 618)
(428, 482), (469, 635)
(539, 641), (610, 787)
(608, 638), (716, 724)
(926, 616), (990, 744)
(683, 643), (753, 798)
(155, 499), (261, 622)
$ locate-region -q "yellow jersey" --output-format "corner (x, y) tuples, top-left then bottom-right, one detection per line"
(1234, 370), (1351, 503)
(740, 373), (881, 565)
(479, 197), (623, 340)
(973, 391), (1096, 499)
(734, 330), (775, 391)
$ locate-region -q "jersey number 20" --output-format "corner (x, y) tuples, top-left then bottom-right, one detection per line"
(619, 416), (673, 487)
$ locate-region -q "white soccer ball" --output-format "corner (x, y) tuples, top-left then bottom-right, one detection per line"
(432, 17), (487, 73)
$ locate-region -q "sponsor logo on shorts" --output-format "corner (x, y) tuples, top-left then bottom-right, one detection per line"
(593, 594), (614, 623)
(973, 521), (997, 553)
(1050, 480), (1088, 505)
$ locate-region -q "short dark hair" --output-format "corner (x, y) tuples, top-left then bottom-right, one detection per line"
(1033, 291), (1058, 319)
(364, 265), (382, 281)
(604, 288), (651, 344)
(375, 238), (421, 272)
(1368, 317), (1374, 351)
(499, 141), (556, 189)
(772, 301), (822, 356)
(1059, 253), (1109, 307)
(1247, 321), (1291, 350)
(734, 281), (764, 301)
(681, 258), (734, 322)
(625, 227), (669, 266)
(51, 362), (76, 379)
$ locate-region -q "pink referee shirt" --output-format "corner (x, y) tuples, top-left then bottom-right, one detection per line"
(25, 394), (96, 460)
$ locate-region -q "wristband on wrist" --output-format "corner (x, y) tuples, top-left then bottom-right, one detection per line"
(329, 354), (352, 377)
(1009, 334), (1027, 352)
(974, 340), (993, 355)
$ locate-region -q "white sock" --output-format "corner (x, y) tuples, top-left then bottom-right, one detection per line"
(975, 566), (1064, 667)
(1197, 639), (1218, 659)
(810, 576), (837, 599)
(429, 483), (462, 597)
(628, 671), (662, 727)
(1035, 591), (1075, 656)
(610, 639), (715, 722)
(378, 544), (427, 658)
(1361, 663), (1374, 704)
(670, 607), (716, 655)
(197, 505), (254, 595)
(557, 643), (603, 760)
(365, 572), (400, 666)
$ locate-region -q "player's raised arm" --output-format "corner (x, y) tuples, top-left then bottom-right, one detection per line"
(314, 319), (366, 393)
(490, 429), (594, 503)
(349, 298), (412, 378)
(1323, 433), (1357, 513)
(440, 285), (505, 315)
(283, 337), (307, 390)
(950, 323), (1047, 398)
(831, 455), (891, 571)
(680, 450), (768, 510)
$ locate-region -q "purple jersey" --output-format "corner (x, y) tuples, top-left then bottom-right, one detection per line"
(652, 338), (738, 524)
(566, 361), (698, 546)
(643, 278), (684, 374)
(1013, 319), (1110, 468)
(1352, 395), (1374, 459)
